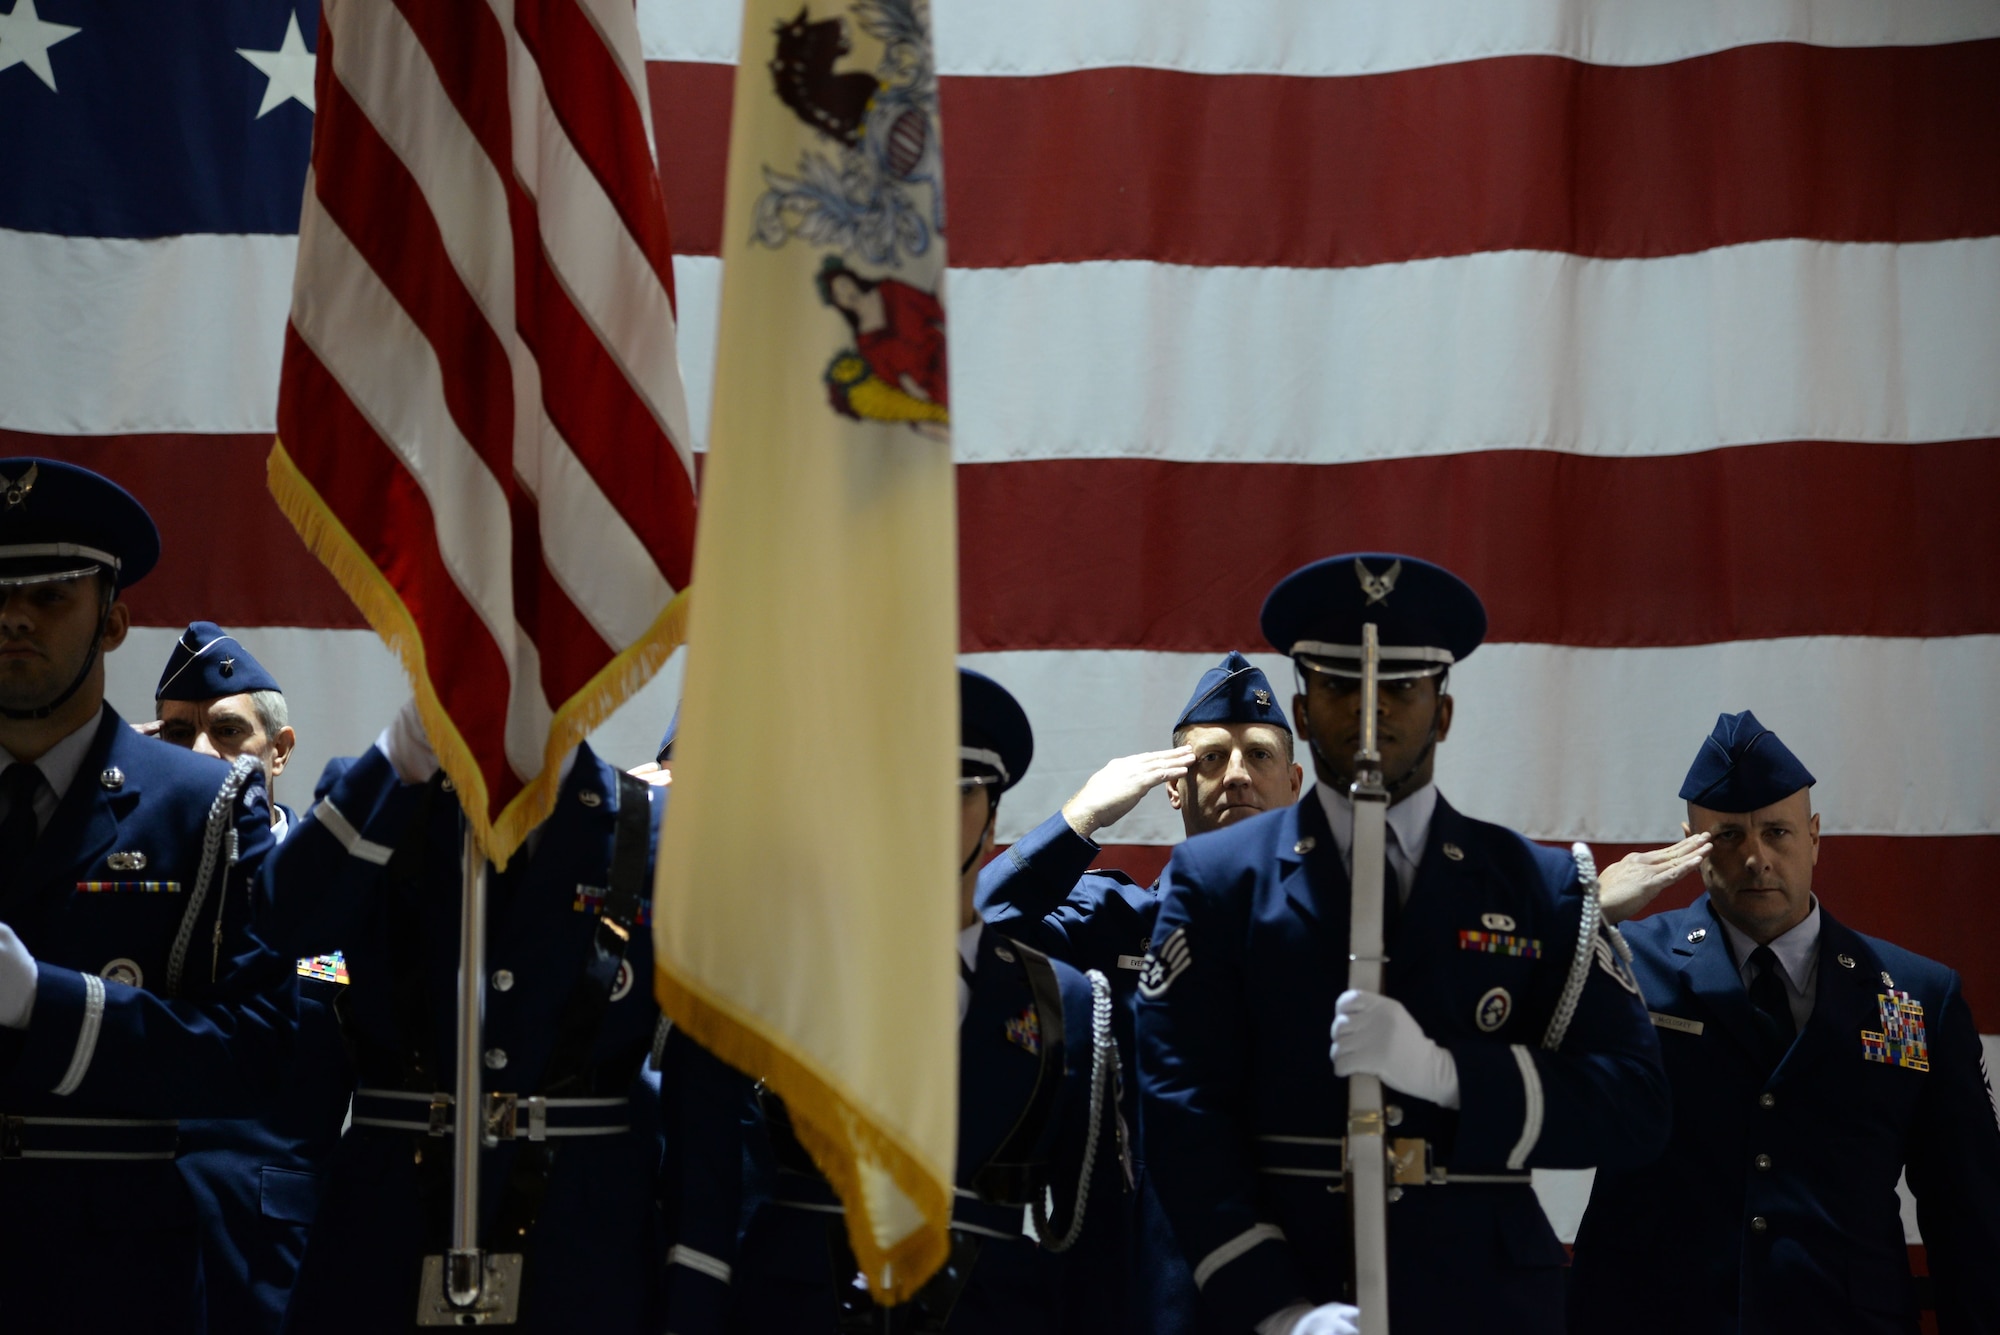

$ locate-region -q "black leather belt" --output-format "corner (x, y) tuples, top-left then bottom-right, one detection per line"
(350, 1088), (631, 1140)
(0, 1114), (179, 1161)
(1256, 1133), (1532, 1187)
(771, 1177), (1028, 1244)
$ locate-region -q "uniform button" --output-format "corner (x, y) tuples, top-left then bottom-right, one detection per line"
(484, 1048), (508, 1070)
(1754, 1154), (1772, 1172)
(491, 969), (515, 992)
(1385, 1104), (1403, 1127)
(578, 789), (603, 808)
(1757, 1092), (1776, 1109)
(1750, 1216), (1769, 1234)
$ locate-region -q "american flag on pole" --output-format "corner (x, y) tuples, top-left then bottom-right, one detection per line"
(270, 0), (695, 861)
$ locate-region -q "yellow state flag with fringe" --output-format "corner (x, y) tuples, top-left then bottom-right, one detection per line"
(652, 0), (959, 1302)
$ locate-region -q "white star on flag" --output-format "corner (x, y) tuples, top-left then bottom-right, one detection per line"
(236, 10), (315, 119)
(0, 0), (80, 93)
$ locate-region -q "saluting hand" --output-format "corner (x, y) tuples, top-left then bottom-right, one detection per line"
(1061, 746), (1195, 840)
(1257, 1300), (1363, 1335)
(1595, 832), (1710, 925)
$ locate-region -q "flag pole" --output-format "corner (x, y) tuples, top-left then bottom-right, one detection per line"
(448, 824), (488, 1307)
(1346, 622), (1391, 1335)
(416, 825), (519, 1323)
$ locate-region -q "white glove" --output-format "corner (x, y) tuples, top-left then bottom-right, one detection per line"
(1061, 747), (1194, 841)
(375, 697), (440, 786)
(0, 923), (40, 1030)
(1330, 989), (1460, 1109)
(1258, 1301), (1362, 1335)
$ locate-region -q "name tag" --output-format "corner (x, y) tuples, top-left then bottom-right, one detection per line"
(1116, 954), (1147, 971)
(1649, 1012), (1704, 1035)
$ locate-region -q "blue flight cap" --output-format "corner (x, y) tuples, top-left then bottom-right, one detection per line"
(1174, 651), (1291, 733)
(156, 622), (282, 701)
(1679, 710), (1816, 813)
(0, 457), (160, 590)
(656, 705), (680, 765)
(1260, 552), (1486, 679)
(961, 668), (1032, 793)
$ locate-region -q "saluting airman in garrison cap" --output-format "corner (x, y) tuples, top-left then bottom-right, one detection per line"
(1569, 712), (2000, 1334)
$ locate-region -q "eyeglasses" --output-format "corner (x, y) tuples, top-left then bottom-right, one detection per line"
(958, 774), (1001, 792)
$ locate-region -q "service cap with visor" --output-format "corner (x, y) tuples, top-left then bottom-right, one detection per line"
(1259, 552), (1487, 683)
(0, 458), (161, 720)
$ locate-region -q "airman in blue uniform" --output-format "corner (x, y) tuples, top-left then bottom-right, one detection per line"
(1138, 553), (1672, 1334)
(260, 705), (724, 1332)
(681, 668), (1123, 1333)
(1568, 711), (2000, 1334)
(0, 458), (293, 1335)
(151, 625), (354, 1335)
(977, 650), (1302, 1333)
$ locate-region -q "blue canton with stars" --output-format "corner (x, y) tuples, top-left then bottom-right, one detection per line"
(0, 0), (317, 238)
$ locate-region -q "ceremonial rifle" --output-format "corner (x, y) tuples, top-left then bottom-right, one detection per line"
(1345, 622), (1391, 1334)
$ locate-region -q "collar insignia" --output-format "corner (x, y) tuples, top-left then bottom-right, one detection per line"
(0, 462), (37, 510)
(1355, 557), (1402, 606)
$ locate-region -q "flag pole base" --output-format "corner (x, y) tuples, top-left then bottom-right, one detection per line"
(417, 1251), (523, 1326)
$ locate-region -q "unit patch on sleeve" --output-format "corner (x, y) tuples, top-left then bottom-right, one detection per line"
(1861, 989), (1929, 1071)
(1137, 927), (1192, 1000)
(298, 951), (350, 985)
(1459, 929), (1541, 958)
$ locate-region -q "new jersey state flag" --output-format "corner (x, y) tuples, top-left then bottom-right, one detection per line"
(652, 0), (958, 1303)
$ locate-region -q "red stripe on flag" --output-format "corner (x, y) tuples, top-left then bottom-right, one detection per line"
(515, 0), (679, 301)
(1071, 835), (2000, 1028)
(0, 429), (366, 630)
(958, 440), (2000, 652)
(648, 38), (2000, 266)
(277, 332), (524, 809)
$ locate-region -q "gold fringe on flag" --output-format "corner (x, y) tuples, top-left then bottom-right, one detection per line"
(267, 439), (689, 868)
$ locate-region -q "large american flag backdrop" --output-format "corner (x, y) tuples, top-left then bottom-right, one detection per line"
(3, 0), (1995, 1254)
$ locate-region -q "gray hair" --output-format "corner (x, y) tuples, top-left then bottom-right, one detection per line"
(248, 689), (289, 740)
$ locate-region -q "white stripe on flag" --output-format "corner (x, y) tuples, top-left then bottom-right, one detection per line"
(0, 227), (294, 435)
(941, 240), (2000, 466)
(22, 237), (1995, 462)
(641, 0), (2000, 74)
(962, 637), (2000, 846)
(662, 241), (2000, 459)
(529, 408), (680, 643)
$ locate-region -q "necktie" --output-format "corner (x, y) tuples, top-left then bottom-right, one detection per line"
(1746, 944), (1796, 1059)
(0, 762), (45, 868)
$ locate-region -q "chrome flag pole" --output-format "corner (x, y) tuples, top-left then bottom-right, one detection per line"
(1346, 622), (1391, 1335)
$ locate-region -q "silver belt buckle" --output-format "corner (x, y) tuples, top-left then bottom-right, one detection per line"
(427, 1093), (452, 1137)
(482, 1093), (548, 1142)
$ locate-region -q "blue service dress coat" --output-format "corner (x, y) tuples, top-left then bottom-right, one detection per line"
(1568, 895), (2000, 1335)
(263, 744), (686, 1333)
(1138, 793), (1671, 1334)
(687, 924), (1119, 1334)
(978, 810), (1199, 1334)
(175, 960), (353, 1335)
(0, 705), (293, 1335)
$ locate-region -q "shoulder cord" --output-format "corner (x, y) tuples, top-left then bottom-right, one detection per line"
(165, 755), (260, 997)
(1542, 842), (1599, 1052)
(1031, 967), (1114, 1253)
